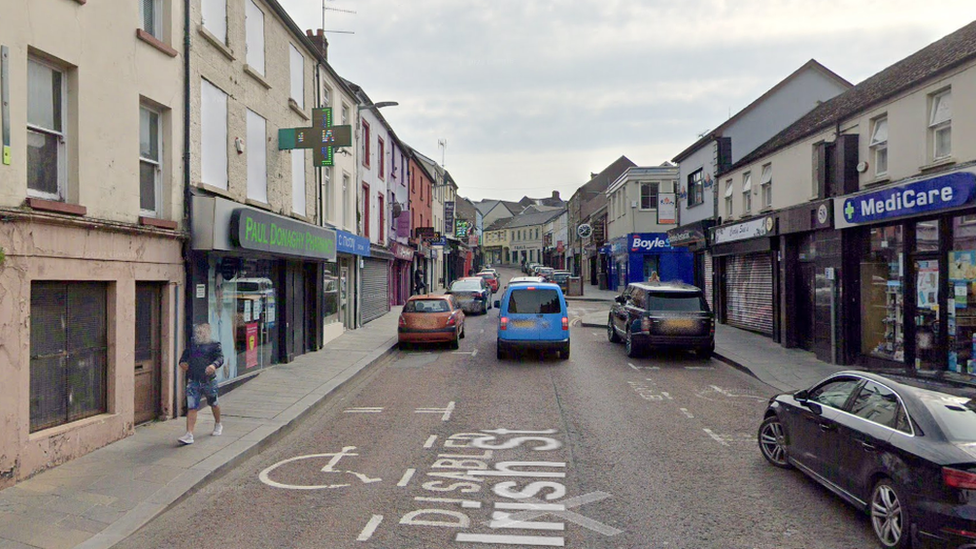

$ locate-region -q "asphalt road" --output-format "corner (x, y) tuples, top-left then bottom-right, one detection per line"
(116, 268), (878, 549)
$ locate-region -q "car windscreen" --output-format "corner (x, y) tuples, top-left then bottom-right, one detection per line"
(552, 273), (570, 282)
(404, 299), (450, 313)
(645, 293), (707, 312)
(478, 273), (495, 279)
(450, 281), (483, 292)
(508, 289), (561, 314)
(917, 391), (976, 442)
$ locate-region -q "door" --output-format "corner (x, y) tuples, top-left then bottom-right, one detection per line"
(787, 376), (861, 482)
(796, 262), (816, 350)
(340, 265), (349, 328)
(134, 283), (161, 424)
(834, 381), (900, 501)
(914, 257), (941, 369)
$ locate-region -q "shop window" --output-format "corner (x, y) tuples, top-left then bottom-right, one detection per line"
(860, 225), (904, 362)
(949, 215), (976, 373)
(929, 89), (951, 160)
(870, 116), (888, 176)
(207, 258), (278, 382)
(324, 263), (340, 326)
(28, 57), (67, 200)
(30, 282), (108, 432)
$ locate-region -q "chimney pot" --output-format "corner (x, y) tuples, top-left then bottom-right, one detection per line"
(318, 29), (325, 37)
(306, 29), (313, 37)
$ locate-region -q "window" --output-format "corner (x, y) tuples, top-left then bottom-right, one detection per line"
(30, 282), (108, 432)
(202, 0), (226, 44)
(362, 183), (370, 238)
(378, 193), (385, 240)
(292, 150), (306, 214)
(930, 89), (951, 160)
(362, 120), (371, 167)
(341, 104), (349, 125)
(139, 105), (162, 216)
(245, 1), (265, 74)
(246, 109), (267, 203)
(860, 225), (904, 362)
(760, 164), (772, 209)
(140, 0), (163, 39)
(808, 378), (861, 410)
(870, 116), (888, 176)
(322, 85), (331, 107)
(724, 179), (733, 218)
(640, 182), (659, 210)
(850, 381), (907, 431)
(508, 289), (561, 314)
(320, 166), (331, 221)
(28, 58), (66, 200)
(289, 44), (304, 109)
(201, 79), (228, 189)
(342, 174), (350, 227)
(742, 172), (752, 214)
(687, 169), (704, 206)
(378, 137), (385, 179)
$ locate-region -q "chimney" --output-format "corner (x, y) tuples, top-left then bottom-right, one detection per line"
(305, 29), (329, 60)
(551, 190), (560, 200)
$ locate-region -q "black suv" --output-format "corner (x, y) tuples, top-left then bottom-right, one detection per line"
(607, 282), (714, 358)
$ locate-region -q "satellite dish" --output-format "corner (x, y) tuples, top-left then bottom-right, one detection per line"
(392, 202), (403, 218)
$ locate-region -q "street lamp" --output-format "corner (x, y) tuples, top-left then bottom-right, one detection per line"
(357, 101), (399, 112)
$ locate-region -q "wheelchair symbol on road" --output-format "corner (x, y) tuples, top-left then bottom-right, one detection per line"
(258, 446), (382, 490)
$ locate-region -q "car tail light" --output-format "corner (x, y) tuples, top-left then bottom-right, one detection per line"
(562, 317), (569, 331)
(526, 286), (535, 291)
(944, 467), (976, 489)
(710, 318), (715, 335)
(641, 317), (652, 332)
(398, 315), (406, 328)
(500, 317), (508, 330)
(446, 312), (457, 326)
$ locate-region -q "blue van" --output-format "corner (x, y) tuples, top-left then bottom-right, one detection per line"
(494, 282), (570, 360)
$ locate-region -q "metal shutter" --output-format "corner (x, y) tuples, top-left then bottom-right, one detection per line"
(704, 251), (714, 311)
(726, 253), (773, 335)
(361, 258), (390, 323)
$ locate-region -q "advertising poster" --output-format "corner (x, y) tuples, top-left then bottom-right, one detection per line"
(916, 260), (939, 309)
(245, 323), (259, 369)
(657, 192), (677, 224)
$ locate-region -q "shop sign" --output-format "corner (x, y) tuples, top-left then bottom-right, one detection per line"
(668, 227), (705, 247)
(629, 233), (674, 253)
(657, 193), (677, 224)
(468, 233), (479, 246)
(835, 171), (976, 228)
(390, 242), (415, 261)
(712, 216), (774, 245)
(336, 230), (371, 257)
(231, 209), (336, 261)
(444, 201), (455, 234)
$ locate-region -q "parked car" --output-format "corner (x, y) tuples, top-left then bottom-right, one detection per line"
(398, 295), (465, 349)
(550, 270), (571, 292)
(758, 371), (976, 549)
(523, 262), (540, 275)
(476, 271), (499, 293)
(495, 282), (570, 360)
(607, 281), (714, 358)
(448, 277), (492, 314)
(537, 267), (555, 281)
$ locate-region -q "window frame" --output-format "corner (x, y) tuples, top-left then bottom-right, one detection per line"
(289, 44), (304, 109)
(200, 78), (228, 190)
(724, 179), (733, 218)
(246, 108), (268, 203)
(202, 0), (227, 44)
(245, 0), (265, 75)
(760, 163), (772, 209)
(378, 192), (385, 240)
(27, 56), (68, 201)
(870, 116), (889, 176)
(140, 0), (164, 40)
(361, 120), (371, 168)
(742, 172), (752, 215)
(139, 104), (163, 217)
(362, 182), (370, 239)
(929, 89), (951, 160)
(687, 169), (704, 207)
(640, 182), (659, 211)
(378, 137), (385, 180)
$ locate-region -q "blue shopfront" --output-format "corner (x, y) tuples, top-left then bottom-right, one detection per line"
(607, 233), (694, 291)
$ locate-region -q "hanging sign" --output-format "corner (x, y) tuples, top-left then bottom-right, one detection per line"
(657, 192), (677, 224)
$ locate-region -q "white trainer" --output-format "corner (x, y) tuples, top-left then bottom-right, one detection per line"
(212, 423), (223, 437)
(178, 432), (194, 445)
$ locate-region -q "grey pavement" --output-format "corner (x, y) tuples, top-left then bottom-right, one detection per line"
(579, 307), (845, 393)
(0, 307), (402, 549)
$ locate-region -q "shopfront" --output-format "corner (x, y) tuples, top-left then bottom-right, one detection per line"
(336, 230), (370, 330)
(711, 216), (778, 336)
(607, 233), (694, 292)
(190, 197), (336, 383)
(362, 244), (393, 325)
(668, 220), (715, 308)
(390, 242), (414, 306)
(836, 170), (976, 372)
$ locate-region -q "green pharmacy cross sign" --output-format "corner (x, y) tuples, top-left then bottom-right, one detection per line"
(278, 108), (352, 167)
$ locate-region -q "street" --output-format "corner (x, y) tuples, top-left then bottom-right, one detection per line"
(116, 270), (875, 549)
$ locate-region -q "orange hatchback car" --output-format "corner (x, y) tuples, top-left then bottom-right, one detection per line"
(398, 295), (466, 349)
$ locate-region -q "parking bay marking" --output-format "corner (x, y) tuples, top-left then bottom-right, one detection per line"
(259, 446), (382, 490)
(345, 407), (384, 413)
(397, 468), (416, 487)
(476, 491), (623, 538)
(628, 363), (660, 371)
(357, 515), (383, 541)
(415, 401), (455, 421)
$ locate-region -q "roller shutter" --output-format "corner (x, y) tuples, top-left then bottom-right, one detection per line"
(726, 253), (773, 335)
(703, 251), (714, 311)
(361, 258), (390, 323)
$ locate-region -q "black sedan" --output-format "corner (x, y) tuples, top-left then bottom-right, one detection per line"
(447, 277), (492, 314)
(758, 370), (976, 548)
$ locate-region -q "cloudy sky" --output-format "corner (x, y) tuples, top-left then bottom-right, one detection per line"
(278, 0), (975, 203)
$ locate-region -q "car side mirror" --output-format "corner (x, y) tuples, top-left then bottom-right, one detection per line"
(615, 295), (626, 304)
(794, 389), (809, 401)
(494, 300), (501, 308)
(801, 400), (823, 415)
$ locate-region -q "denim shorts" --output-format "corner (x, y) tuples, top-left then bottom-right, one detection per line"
(186, 378), (219, 410)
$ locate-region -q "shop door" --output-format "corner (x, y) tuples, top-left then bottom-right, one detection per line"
(795, 262), (816, 351)
(914, 256), (942, 370)
(292, 264), (306, 357)
(726, 253), (774, 335)
(134, 284), (162, 424)
(340, 265), (349, 328)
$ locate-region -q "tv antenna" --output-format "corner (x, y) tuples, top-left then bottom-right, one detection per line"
(438, 138), (447, 167)
(323, 0), (356, 35)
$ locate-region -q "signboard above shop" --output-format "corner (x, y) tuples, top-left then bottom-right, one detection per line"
(230, 209), (336, 261)
(834, 171), (976, 229)
(712, 216), (776, 245)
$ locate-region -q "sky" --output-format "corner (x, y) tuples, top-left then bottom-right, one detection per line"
(278, 0), (976, 203)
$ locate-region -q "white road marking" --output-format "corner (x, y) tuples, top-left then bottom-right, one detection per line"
(481, 491), (623, 537)
(415, 400), (455, 421)
(423, 435), (438, 448)
(357, 515), (383, 541)
(344, 407), (384, 413)
(472, 348), (478, 358)
(628, 363), (660, 370)
(258, 447), (382, 490)
(480, 329), (485, 334)
(660, 391), (673, 400)
(709, 385), (766, 401)
(703, 428), (729, 446)
(416, 496), (482, 509)
(397, 468), (416, 487)
(684, 366), (714, 370)
(455, 533), (564, 546)
(592, 332), (599, 337)
(680, 408), (694, 418)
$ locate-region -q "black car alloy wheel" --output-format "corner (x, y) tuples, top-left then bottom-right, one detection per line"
(757, 416), (791, 469)
(607, 316), (620, 343)
(625, 327), (641, 358)
(871, 479), (910, 549)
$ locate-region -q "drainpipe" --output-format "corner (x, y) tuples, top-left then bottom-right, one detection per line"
(179, 0), (192, 419)
(315, 62), (322, 226)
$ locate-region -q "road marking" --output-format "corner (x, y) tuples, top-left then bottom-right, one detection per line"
(344, 407), (384, 413)
(416, 496), (482, 509)
(472, 348), (478, 358)
(415, 400), (455, 421)
(680, 408), (694, 418)
(357, 515), (383, 541)
(709, 385), (766, 401)
(684, 366), (714, 370)
(661, 391), (673, 400)
(703, 428), (729, 446)
(480, 329), (485, 334)
(397, 468), (416, 487)
(456, 534), (564, 546)
(628, 363), (659, 371)
(258, 447), (382, 490)
(592, 332), (599, 337)
(481, 491), (623, 537)
(423, 435), (438, 448)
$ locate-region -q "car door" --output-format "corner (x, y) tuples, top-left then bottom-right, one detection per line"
(833, 381), (902, 502)
(786, 376), (863, 482)
(613, 286), (632, 335)
(625, 287), (646, 334)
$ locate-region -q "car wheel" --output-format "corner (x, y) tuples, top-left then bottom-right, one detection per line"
(496, 342), (506, 360)
(450, 333), (460, 350)
(399, 341), (410, 351)
(871, 479), (911, 549)
(560, 343), (570, 360)
(460, 324), (466, 339)
(607, 316), (621, 343)
(625, 327), (642, 358)
(757, 416), (791, 469)
(697, 345), (714, 359)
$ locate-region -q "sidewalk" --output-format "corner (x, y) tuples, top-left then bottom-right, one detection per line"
(0, 307), (403, 549)
(579, 309), (846, 393)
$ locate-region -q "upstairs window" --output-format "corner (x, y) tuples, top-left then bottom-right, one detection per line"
(27, 57), (66, 200)
(141, 0), (163, 40)
(245, 1), (265, 74)
(687, 169), (704, 206)
(139, 105), (162, 216)
(930, 89), (951, 160)
(742, 172), (752, 214)
(361, 120), (371, 167)
(201, 0), (226, 44)
(640, 182), (659, 210)
(289, 45), (304, 109)
(378, 137), (385, 180)
(724, 179), (733, 218)
(760, 164), (772, 209)
(870, 116), (888, 176)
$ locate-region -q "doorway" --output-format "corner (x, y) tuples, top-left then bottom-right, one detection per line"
(134, 283), (162, 424)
